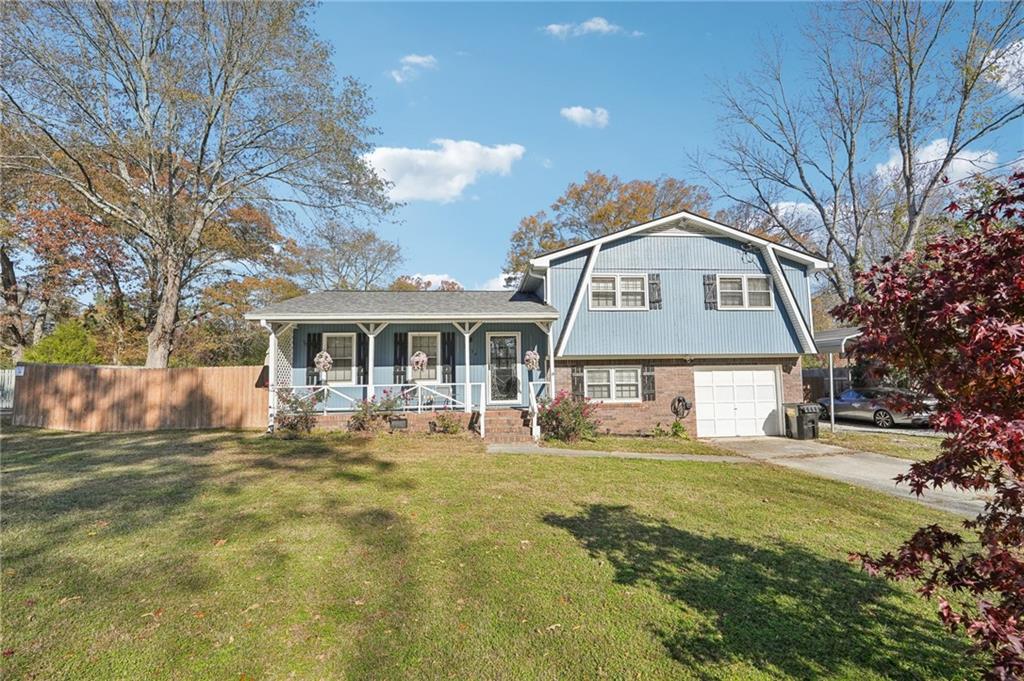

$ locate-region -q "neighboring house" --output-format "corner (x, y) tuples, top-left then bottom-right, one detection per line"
(246, 210), (829, 440)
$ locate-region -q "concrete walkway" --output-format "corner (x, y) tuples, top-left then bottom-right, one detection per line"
(707, 437), (985, 517)
(486, 442), (749, 463)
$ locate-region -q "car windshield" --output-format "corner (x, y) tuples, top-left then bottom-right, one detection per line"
(840, 390), (862, 400)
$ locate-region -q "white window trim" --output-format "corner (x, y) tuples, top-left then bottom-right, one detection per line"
(486, 331), (522, 404)
(583, 365), (642, 403)
(322, 332), (357, 385)
(588, 273), (649, 311)
(407, 331), (442, 384)
(716, 274), (774, 310)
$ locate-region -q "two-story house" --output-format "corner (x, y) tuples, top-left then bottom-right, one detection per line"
(246, 210), (830, 440)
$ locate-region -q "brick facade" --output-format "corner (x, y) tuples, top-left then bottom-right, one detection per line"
(554, 357), (803, 436)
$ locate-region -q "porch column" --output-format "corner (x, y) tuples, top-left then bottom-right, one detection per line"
(261, 319), (277, 432)
(357, 323), (389, 402)
(455, 322), (482, 412)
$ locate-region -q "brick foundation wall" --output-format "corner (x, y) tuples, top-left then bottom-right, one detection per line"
(312, 410), (475, 434)
(554, 357), (803, 436)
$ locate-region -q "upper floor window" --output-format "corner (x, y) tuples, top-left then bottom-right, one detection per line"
(409, 332), (440, 382)
(589, 274), (648, 310)
(717, 275), (773, 310)
(323, 333), (356, 384)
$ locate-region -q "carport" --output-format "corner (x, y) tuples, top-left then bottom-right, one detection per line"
(813, 327), (862, 432)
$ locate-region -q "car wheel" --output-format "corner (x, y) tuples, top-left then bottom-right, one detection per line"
(873, 409), (895, 428)
(818, 406), (830, 421)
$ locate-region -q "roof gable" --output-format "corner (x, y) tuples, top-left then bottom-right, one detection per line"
(528, 210), (832, 271)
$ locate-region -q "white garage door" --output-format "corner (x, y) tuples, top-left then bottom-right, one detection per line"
(694, 368), (780, 437)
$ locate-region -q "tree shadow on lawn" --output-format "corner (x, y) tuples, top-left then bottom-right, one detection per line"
(543, 504), (968, 680)
(0, 429), (403, 565)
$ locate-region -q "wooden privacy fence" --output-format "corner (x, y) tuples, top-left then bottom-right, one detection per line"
(12, 364), (268, 432)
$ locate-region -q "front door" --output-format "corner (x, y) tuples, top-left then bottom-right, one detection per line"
(486, 333), (521, 404)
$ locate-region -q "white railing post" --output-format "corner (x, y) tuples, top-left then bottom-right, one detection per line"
(479, 383), (486, 439)
(367, 332), (375, 401)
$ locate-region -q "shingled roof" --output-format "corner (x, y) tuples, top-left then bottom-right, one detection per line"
(245, 290), (559, 322)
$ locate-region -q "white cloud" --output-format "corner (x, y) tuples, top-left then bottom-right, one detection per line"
(365, 139), (526, 203)
(560, 106), (610, 128)
(478, 274), (514, 290)
(389, 54), (438, 84)
(991, 39), (1024, 99)
(411, 273), (462, 289)
(772, 201), (820, 224)
(543, 17), (642, 39)
(874, 138), (999, 185)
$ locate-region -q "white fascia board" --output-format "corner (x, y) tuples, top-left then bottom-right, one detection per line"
(555, 243), (602, 357)
(528, 210), (833, 271)
(762, 245), (817, 354)
(244, 312), (559, 322)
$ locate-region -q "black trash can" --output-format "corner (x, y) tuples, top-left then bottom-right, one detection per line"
(783, 403), (821, 439)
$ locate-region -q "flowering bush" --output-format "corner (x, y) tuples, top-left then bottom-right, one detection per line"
(347, 391), (405, 433)
(837, 172), (1024, 677)
(537, 390), (600, 442)
(432, 411), (462, 435)
(313, 350), (333, 373)
(275, 389), (320, 437)
(410, 351), (428, 371)
(524, 349), (540, 371)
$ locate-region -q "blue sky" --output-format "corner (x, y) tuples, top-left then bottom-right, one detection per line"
(315, 2), (1023, 290)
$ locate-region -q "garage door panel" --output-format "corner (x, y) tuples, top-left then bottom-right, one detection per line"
(734, 385), (755, 401)
(695, 367), (780, 438)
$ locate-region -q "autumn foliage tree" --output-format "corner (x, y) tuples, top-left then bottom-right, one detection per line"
(2, 1), (390, 366)
(836, 171), (1024, 677)
(503, 172), (713, 283)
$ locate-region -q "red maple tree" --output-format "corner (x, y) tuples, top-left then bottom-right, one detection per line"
(835, 171), (1024, 678)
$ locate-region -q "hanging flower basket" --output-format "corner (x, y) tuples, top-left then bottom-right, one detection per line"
(410, 351), (429, 372)
(313, 348), (333, 378)
(524, 349), (541, 372)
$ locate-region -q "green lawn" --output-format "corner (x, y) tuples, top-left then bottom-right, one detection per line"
(1, 428), (972, 680)
(541, 434), (735, 456)
(819, 429), (945, 462)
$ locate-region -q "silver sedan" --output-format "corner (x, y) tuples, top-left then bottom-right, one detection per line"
(817, 388), (936, 428)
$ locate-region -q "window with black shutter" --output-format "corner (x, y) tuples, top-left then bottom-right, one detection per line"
(441, 331), (456, 383)
(571, 364), (585, 399)
(306, 332), (322, 384)
(642, 365), (656, 402)
(648, 273), (662, 310)
(393, 331), (408, 384)
(703, 274), (718, 310)
(356, 333), (369, 384)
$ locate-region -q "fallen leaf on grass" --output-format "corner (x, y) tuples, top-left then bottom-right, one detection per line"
(142, 608), (164, 619)
(193, 611), (205, 619)
(213, 538), (228, 547)
(3, 649), (14, 658)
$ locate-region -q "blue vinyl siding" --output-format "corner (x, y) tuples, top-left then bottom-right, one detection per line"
(550, 234), (812, 356)
(290, 322), (550, 408)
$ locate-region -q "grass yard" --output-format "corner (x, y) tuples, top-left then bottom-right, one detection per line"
(819, 429), (945, 462)
(1, 428), (972, 680)
(541, 434), (734, 456)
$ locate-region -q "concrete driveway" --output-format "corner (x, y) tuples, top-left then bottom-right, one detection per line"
(707, 437), (986, 517)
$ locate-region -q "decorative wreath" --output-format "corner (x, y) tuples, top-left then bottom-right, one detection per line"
(410, 351), (429, 371)
(314, 350), (334, 373)
(524, 349), (541, 371)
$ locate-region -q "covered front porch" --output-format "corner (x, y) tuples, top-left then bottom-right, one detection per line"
(263, 318), (556, 438)
(248, 290), (561, 438)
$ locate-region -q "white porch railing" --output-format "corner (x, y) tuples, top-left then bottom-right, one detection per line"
(276, 382), (487, 437)
(527, 380), (551, 441)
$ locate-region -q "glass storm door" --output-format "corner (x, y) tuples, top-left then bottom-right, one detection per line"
(487, 333), (520, 403)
